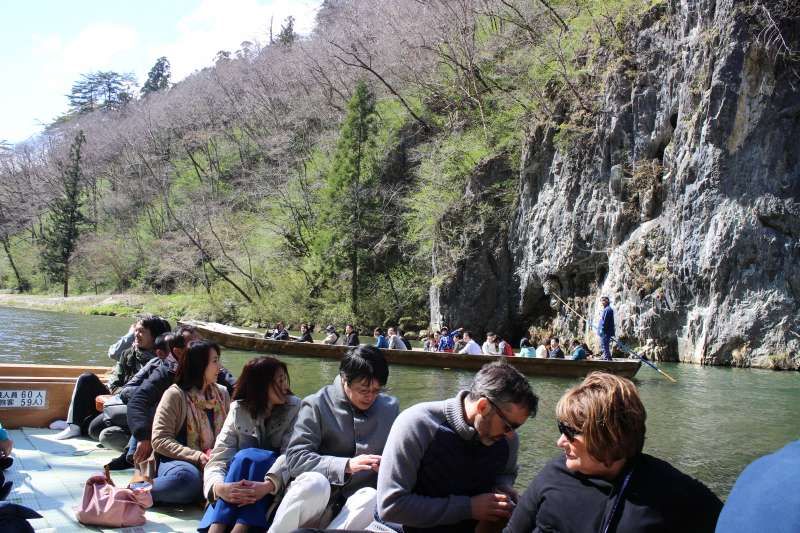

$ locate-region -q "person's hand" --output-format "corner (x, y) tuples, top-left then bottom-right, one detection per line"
(0, 438), (13, 457)
(470, 492), (514, 522)
(494, 485), (519, 504)
(234, 480), (275, 506)
(198, 454), (210, 468)
(345, 454), (382, 474)
(214, 481), (256, 505)
(133, 440), (152, 463)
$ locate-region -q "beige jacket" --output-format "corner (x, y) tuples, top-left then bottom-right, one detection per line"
(203, 396), (301, 500)
(152, 383), (231, 466)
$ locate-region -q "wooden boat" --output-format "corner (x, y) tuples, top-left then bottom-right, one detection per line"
(182, 320), (641, 379)
(0, 363), (111, 429)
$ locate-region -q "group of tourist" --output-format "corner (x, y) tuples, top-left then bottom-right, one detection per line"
(7, 311), (788, 532)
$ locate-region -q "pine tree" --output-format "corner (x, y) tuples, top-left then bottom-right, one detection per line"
(40, 131), (89, 297)
(141, 57), (171, 96)
(68, 71), (137, 113)
(316, 81), (381, 317)
(277, 16), (296, 45)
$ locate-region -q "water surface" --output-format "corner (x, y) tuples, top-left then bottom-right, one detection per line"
(0, 306), (797, 497)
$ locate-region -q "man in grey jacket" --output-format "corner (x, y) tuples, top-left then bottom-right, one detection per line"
(268, 345), (399, 532)
(373, 362), (538, 533)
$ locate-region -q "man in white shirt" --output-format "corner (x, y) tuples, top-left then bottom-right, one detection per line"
(458, 331), (483, 355)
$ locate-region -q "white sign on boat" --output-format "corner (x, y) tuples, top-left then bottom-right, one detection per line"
(0, 389), (47, 408)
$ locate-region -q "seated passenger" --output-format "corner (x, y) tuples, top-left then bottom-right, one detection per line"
(343, 324), (360, 346)
(322, 325), (339, 345)
(373, 328), (389, 349)
(0, 421), (13, 500)
(547, 337), (564, 359)
(55, 316), (171, 440)
(293, 323), (314, 343)
(422, 333), (436, 352)
(269, 346), (399, 532)
(482, 332), (501, 355)
(452, 332), (467, 353)
(569, 340), (587, 360)
(519, 334), (535, 358)
(374, 362), (538, 532)
(535, 339), (549, 359)
(200, 356), (301, 533)
(504, 372), (723, 533)
(458, 331), (483, 355)
(498, 336), (514, 356)
(266, 322), (290, 341)
(386, 328), (406, 350)
(437, 326), (462, 353)
(151, 340), (231, 505)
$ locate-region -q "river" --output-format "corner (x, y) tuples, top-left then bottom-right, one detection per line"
(0, 306), (797, 498)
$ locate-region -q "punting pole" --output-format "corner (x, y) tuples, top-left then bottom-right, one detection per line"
(547, 291), (677, 383)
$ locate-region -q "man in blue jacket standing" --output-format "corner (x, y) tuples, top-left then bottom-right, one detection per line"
(597, 296), (615, 360)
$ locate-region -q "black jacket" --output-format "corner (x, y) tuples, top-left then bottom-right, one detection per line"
(127, 364), (236, 441)
(344, 332), (360, 346)
(504, 454), (722, 533)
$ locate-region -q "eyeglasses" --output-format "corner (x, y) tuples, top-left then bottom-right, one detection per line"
(484, 397), (521, 433)
(557, 420), (582, 442)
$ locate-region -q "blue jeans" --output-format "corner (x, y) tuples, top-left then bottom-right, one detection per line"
(151, 460), (203, 504)
(600, 334), (613, 360)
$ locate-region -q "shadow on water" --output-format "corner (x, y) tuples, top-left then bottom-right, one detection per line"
(1, 306), (798, 498)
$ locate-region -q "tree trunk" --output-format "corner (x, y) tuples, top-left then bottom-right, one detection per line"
(63, 263), (69, 297)
(1, 237), (27, 293)
(350, 249), (358, 317)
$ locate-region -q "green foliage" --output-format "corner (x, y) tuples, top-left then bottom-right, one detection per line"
(277, 16), (297, 46)
(141, 57), (171, 96)
(39, 131), (90, 296)
(68, 71), (137, 114)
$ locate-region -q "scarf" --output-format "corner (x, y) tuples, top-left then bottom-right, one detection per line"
(184, 386), (228, 452)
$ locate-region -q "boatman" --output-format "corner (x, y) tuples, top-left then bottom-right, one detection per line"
(597, 296), (615, 360)
(372, 361), (538, 532)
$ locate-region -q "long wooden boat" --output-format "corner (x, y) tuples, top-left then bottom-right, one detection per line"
(0, 363), (112, 429)
(182, 320), (641, 379)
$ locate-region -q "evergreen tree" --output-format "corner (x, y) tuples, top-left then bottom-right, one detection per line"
(277, 16), (296, 45)
(316, 81), (381, 317)
(40, 131), (89, 297)
(68, 71), (137, 114)
(141, 57), (171, 96)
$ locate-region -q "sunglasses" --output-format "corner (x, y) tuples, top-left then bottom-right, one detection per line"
(557, 420), (582, 442)
(485, 397), (521, 433)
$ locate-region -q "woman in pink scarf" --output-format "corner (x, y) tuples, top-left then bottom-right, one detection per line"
(151, 340), (231, 505)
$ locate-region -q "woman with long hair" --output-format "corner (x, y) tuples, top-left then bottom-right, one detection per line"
(200, 356), (301, 532)
(150, 340), (231, 505)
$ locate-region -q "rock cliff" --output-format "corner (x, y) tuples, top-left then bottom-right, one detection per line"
(431, 0), (800, 368)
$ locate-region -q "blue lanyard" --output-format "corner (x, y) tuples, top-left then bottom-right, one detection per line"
(601, 466), (634, 533)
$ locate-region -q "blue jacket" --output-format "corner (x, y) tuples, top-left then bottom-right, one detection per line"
(437, 329), (461, 351)
(598, 306), (615, 336)
(375, 335), (389, 349)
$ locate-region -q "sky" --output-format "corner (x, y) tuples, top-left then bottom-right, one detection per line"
(0, 0), (321, 144)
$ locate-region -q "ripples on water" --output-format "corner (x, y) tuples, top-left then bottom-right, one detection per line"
(0, 306), (798, 497)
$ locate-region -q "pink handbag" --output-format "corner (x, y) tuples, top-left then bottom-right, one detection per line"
(74, 466), (153, 527)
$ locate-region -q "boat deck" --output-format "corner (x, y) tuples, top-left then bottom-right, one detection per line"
(4, 428), (202, 532)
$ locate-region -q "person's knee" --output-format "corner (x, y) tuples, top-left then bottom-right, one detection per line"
(287, 472), (331, 506)
(99, 426), (131, 451)
(348, 487), (377, 510)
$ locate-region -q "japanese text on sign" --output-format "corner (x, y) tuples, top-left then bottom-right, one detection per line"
(0, 390), (47, 408)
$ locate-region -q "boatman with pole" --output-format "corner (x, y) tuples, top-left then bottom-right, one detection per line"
(598, 296), (615, 360)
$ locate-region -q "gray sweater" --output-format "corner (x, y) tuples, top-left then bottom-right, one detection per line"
(286, 375), (399, 498)
(376, 391), (519, 529)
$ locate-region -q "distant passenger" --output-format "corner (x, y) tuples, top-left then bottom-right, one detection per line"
(547, 337), (564, 359)
(569, 340), (587, 360)
(519, 333), (535, 357)
(437, 326), (462, 352)
(597, 296), (615, 360)
(151, 341), (231, 505)
(715, 439), (800, 533)
(373, 362), (538, 532)
(504, 372), (722, 533)
(269, 346), (399, 531)
(423, 333), (436, 352)
(294, 323), (314, 343)
(459, 331), (483, 355)
(322, 325), (339, 345)
(387, 327), (406, 350)
(535, 338), (549, 359)
(453, 331), (467, 353)
(498, 336), (515, 357)
(398, 330), (413, 350)
(343, 324), (360, 346)
(482, 332), (501, 355)
(374, 328), (389, 349)
(266, 321), (290, 341)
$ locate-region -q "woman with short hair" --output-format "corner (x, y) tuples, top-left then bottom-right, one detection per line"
(505, 372), (723, 533)
(151, 340), (230, 505)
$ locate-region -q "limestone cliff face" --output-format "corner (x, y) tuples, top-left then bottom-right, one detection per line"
(431, 0), (800, 368)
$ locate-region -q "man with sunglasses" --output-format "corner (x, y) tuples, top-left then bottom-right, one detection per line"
(372, 361), (538, 532)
